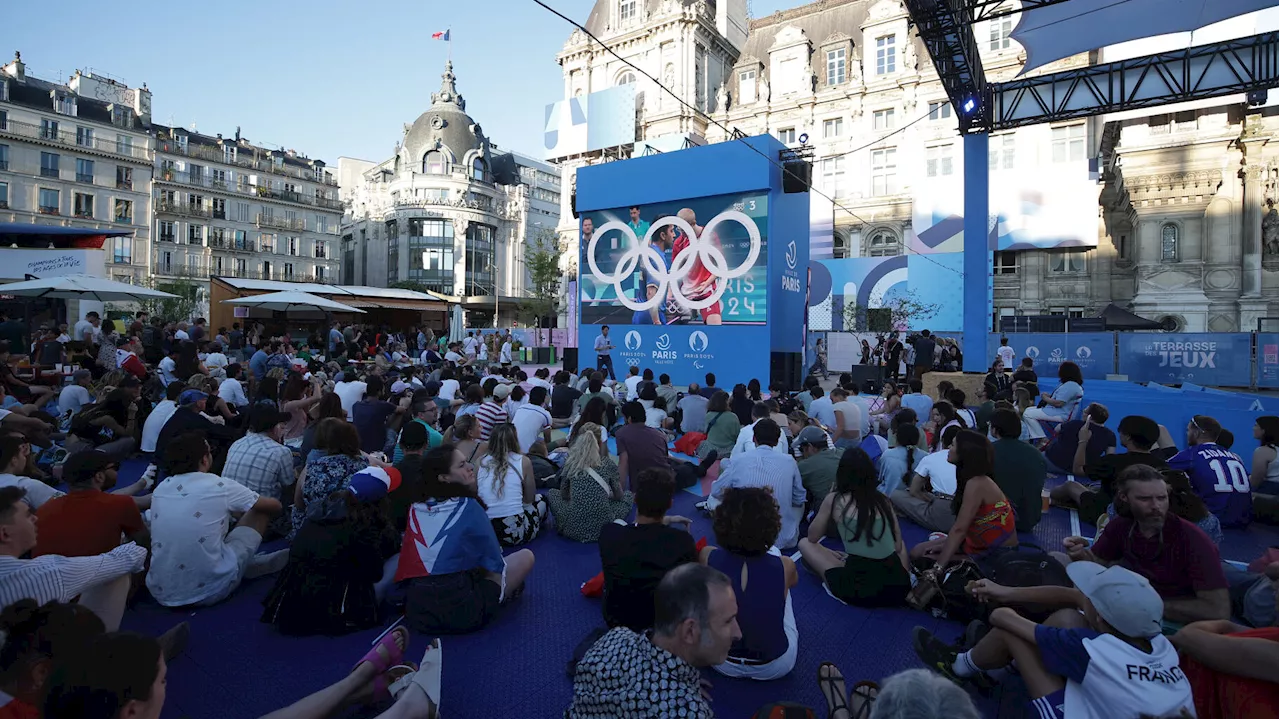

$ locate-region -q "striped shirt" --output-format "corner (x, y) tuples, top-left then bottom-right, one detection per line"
(474, 401), (508, 441)
(708, 446), (807, 549)
(0, 543), (147, 608)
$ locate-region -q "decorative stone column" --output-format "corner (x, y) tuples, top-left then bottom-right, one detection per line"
(1241, 163), (1265, 298)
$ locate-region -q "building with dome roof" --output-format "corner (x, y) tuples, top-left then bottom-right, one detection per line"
(339, 61), (561, 327)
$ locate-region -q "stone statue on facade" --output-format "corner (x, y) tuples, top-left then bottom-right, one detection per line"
(1259, 203), (1280, 255)
(715, 82), (729, 112)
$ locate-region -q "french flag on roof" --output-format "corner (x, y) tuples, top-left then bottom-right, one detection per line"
(431, 29), (450, 41)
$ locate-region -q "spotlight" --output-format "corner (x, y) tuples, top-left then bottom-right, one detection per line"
(962, 98), (977, 114)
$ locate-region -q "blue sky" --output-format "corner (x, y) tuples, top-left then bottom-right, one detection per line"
(1, 0), (801, 164)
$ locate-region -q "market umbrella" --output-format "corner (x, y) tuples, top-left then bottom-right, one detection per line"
(221, 291), (366, 314)
(449, 304), (466, 343)
(1098, 302), (1163, 330)
(0, 274), (179, 301)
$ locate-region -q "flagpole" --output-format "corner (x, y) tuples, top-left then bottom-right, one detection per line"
(448, 29), (452, 63)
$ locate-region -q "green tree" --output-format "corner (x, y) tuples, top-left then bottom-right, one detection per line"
(128, 276), (201, 324)
(842, 291), (940, 334)
(516, 228), (566, 346)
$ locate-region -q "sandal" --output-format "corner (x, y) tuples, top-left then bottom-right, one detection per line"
(850, 681), (879, 719)
(817, 662), (849, 719)
(353, 626), (409, 676)
(381, 662), (419, 703)
(409, 638), (443, 711)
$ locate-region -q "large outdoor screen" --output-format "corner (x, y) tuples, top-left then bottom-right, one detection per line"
(578, 191), (769, 327)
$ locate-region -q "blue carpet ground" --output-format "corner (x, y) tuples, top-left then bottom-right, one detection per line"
(111, 454), (1274, 719)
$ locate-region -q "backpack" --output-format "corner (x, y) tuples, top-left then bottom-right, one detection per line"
(931, 543), (1072, 624)
(141, 324), (159, 349)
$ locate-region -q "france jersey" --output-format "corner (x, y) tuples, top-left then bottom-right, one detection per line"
(1033, 626), (1195, 719)
(1167, 443), (1253, 527)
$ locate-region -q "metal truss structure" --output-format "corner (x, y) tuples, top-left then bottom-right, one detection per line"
(904, 2), (1280, 134)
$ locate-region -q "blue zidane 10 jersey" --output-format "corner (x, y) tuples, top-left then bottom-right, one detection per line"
(1168, 443), (1253, 527)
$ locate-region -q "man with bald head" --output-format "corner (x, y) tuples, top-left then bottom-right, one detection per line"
(671, 208), (722, 325)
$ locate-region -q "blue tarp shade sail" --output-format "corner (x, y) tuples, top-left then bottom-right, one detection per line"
(1013, 0), (1276, 75)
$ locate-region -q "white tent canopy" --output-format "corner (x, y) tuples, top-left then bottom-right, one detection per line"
(0, 274), (179, 301)
(221, 291), (366, 314)
(1013, 0), (1275, 75)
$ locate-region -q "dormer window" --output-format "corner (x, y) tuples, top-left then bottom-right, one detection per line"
(739, 69), (757, 104)
(175, 134), (188, 152)
(54, 93), (76, 116)
(472, 158), (487, 181)
(619, 0), (636, 23)
(111, 106), (131, 128)
(424, 151), (446, 175)
(223, 144), (235, 163)
(0, 80), (8, 102)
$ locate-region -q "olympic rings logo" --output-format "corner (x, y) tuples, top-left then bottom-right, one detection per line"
(585, 210), (762, 312)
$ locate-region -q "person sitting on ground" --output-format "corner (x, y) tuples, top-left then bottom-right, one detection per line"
(0, 435), (64, 510)
(57, 369), (94, 418)
(1250, 415), (1278, 523)
(67, 388), (139, 458)
(1012, 356), (1040, 396)
(34, 450), (148, 559)
(623, 365), (643, 402)
(352, 376), (403, 455)
(656, 374), (679, 416)
(829, 387), (864, 449)
(699, 390), (742, 461)
(800, 448), (912, 608)
(475, 422), (546, 547)
(795, 426), (843, 513)
(1042, 402), (1116, 476)
(0, 486), (147, 632)
(877, 424), (923, 496)
(869, 382), (902, 436)
(140, 382), (183, 457)
(989, 408), (1048, 532)
(1168, 414), (1254, 528)
(279, 374), (324, 448)
(387, 421), (430, 533)
(292, 418), (373, 537)
(818, 666), (980, 719)
(390, 396), (443, 465)
(891, 425), (962, 534)
(217, 363), (249, 410)
(787, 410), (834, 457)
(298, 392), (346, 465)
(703, 419), (806, 550)
(701, 487), (799, 681)
(567, 563), (740, 718)
(971, 383), (998, 436)
(550, 371), (582, 429)
(223, 404), (296, 503)
(261, 474), (402, 636)
(147, 430), (288, 607)
(807, 386), (836, 432)
(912, 562), (1196, 719)
(1051, 414), (1168, 526)
(443, 413), (487, 466)
(511, 386), (553, 455)
(1171, 617), (1279, 719)
(886, 407), (929, 451)
(396, 444), (534, 635)
(947, 389), (975, 430)
(926, 400), (965, 453)
(729, 383), (754, 426)
(0, 598), (109, 718)
(985, 358), (1013, 401)
(698, 372), (720, 399)
(732, 401), (790, 457)
(899, 379), (933, 426)
(677, 383), (709, 435)
(909, 430), (1018, 565)
(154, 389), (240, 473)
(547, 425), (632, 543)
(575, 372), (617, 423)
(598, 466), (696, 631)
(1061, 464), (1230, 624)
(1023, 360), (1085, 426)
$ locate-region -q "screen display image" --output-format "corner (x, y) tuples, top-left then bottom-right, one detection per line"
(579, 191), (768, 326)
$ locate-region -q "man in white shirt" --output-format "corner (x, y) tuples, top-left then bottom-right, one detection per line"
(0, 484), (147, 629)
(889, 424), (961, 532)
(702, 420), (806, 550)
(0, 436), (63, 509)
(334, 371), (368, 421)
(73, 312), (100, 347)
(593, 325), (616, 381)
(218, 364), (249, 408)
(437, 367), (461, 402)
(623, 365), (644, 401)
(500, 338), (513, 366)
(512, 387), (553, 453)
(529, 367), (553, 391)
(147, 430), (288, 607)
(57, 369), (94, 417)
(141, 383), (183, 454)
(173, 322), (191, 342)
(443, 343), (468, 367)
(830, 387), (864, 448)
(732, 402), (790, 457)
(203, 343), (230, 376)
(463, 332), (480, 359)
(158, 346), (181, 386)
(997, 337), (1016, 371)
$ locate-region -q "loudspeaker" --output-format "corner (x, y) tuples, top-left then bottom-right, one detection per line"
(782, 161), (812, 194)
(847, 365), (885, 393)
(770, 352), (804, 391)
(562, 347), (579, 374)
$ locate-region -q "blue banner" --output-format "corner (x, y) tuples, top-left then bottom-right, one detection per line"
(587, 324), (771, 388)
(1259, 333), (1278, 389)
(986, 333), (1114, 379)
(1118, 333), (1253, 386)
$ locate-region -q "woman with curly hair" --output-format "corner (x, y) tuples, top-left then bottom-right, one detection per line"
(701, 486), (798, 680)
(475, 422), (547, 546)
(546, 424), (632, 542)
(800, 448), (912, 607)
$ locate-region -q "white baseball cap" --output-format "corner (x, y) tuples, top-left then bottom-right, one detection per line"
(1066, 561), (1163, 639)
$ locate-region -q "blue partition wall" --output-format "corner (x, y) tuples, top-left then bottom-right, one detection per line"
(575, 135), (807, 386)
(986, 333), (1114, 380)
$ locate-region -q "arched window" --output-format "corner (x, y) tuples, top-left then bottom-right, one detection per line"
(472, 158), (486, 181)
(617, 71), (636, 86)
(868, 230), (900, 257)
(423, 151), (446, 175)
(832, 231), (849, 259)
(1160, 223), (1179, 261)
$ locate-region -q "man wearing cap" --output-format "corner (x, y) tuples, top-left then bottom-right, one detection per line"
(223, 404), (297, 503)
(475, 382), (510, 441)
(154, 389), (240, 474)
(116, 336), (147, 380)
(913, 562), (1195, 719)
(34, 450), (148, 558)
(794, 426), (843, 512)
(148, 430), (288, 607)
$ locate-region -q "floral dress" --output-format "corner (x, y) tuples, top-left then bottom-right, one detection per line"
(291, 454), (369, 538)
(546, 458), (633, 542)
